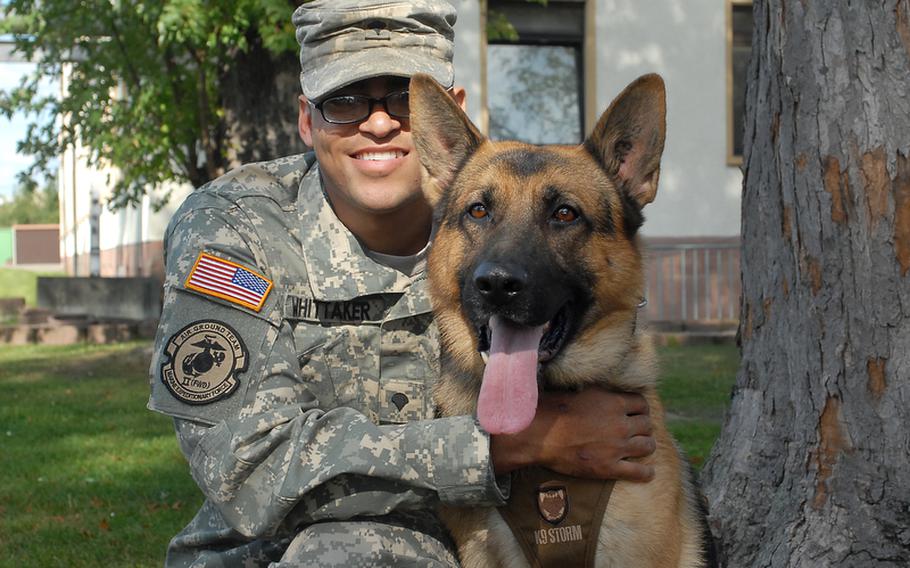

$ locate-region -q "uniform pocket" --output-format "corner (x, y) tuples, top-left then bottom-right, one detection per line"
(294, 324), (382, 421)
(296, 337), (339, 409)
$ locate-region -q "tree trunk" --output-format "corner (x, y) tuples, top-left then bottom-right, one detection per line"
(221, 34), (309, 168)
(702, 1), (910, 566)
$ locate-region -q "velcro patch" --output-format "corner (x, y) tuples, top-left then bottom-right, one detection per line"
(185, 252), (273, 312)
(285, 294), (391, 324)
(161, 320), (248, 405)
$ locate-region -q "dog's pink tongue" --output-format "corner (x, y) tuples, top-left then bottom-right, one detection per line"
(477, 315), (544, 435)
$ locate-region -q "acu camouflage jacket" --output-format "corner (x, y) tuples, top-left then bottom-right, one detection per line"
(147, 153), (506, 565)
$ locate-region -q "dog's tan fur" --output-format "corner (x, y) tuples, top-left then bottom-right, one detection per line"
(410, 73), (708, 568)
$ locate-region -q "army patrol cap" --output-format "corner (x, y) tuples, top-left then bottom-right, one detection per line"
(293, 0), (456, 102)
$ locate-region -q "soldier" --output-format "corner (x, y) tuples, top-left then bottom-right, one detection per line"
(148, 1), (657, 566)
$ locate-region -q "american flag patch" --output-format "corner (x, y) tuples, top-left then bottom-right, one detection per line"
(185, 253), (273, 312)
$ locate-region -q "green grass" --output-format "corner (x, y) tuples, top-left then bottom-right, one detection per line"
(0, 342), (203, 567)
(0, 341), (739, 566)
(0, 267), (65, 307)
(658, 343), (741, 468)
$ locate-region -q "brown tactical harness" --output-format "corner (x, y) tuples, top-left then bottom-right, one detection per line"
(497, 467), (614, 568)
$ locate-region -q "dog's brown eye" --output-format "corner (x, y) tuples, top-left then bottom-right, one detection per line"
(553, 205), (578, 223)
(469, 203), (489, 219)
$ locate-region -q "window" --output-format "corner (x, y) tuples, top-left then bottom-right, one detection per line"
(727, 0), (753, 165)
(486, 0), (586, 145)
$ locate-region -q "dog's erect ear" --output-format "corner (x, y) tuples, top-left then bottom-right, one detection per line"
(585, 74), (666, 208)
(409, 73), (484, 205)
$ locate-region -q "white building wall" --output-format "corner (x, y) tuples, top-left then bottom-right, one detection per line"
(56, 7), (484, 278)
(60, 1), (738, 278)
(95, 186), (192, 253)
(58, 131), (103, 275)
(59, 127), (193, 277)
(452, 0), (484, 127)
(58, 64), (193, 277)
(595, 0), (742, 237)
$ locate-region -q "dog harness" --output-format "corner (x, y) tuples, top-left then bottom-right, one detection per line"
(498, 467), (614, 567)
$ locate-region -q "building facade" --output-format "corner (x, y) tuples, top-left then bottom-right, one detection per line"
(0, 224), (61, 269)
(58, 0), (750, 325)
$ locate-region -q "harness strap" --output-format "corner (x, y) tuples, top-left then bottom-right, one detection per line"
(497, 467), (614, 568)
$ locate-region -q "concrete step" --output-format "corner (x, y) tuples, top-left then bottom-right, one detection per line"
(0, 320), (158, 345)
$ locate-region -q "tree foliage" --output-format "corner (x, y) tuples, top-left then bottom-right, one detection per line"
(0, 178), (59, 226)
(0, 0), (552, 210)
(0, 0), (304, 209)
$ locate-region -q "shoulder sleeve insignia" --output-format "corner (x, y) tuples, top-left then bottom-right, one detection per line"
(161, 320), (248, 405)
(185, 252), (273, 312)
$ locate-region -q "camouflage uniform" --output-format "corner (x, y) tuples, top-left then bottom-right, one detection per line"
(148, 153), (508, 566)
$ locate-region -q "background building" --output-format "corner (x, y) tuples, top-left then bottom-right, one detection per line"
(0, 224), (60, 269)
(56, 0), (751, 326)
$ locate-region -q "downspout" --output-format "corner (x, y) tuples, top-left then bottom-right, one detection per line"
(89, 188), (100, 276)
(135, 197), (143, 276)
(71, 132), (78, 276)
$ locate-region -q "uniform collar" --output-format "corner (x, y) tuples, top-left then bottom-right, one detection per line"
(298, 164), (430, 306)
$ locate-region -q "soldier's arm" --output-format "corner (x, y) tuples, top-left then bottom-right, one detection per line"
(151, 196), (505, 539)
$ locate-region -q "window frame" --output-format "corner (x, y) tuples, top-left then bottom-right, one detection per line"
(726, 0), (753, 167)
(481, 0), (594, 141)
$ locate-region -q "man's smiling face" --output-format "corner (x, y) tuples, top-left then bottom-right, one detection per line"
(299, 76), (424, 219)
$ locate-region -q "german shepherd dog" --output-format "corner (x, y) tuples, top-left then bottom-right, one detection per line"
(409, 73), (711, 568)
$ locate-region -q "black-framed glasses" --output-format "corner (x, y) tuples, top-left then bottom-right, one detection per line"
(311, 90), (410, 124)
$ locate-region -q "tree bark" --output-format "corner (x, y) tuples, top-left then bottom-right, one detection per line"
(702, 1), (910, 566)
(220, 34), (309, 168)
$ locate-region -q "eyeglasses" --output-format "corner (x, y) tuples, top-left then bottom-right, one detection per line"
(310, 90), (410, 124)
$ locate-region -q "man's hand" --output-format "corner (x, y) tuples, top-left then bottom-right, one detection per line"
(490, 388), (656, 482)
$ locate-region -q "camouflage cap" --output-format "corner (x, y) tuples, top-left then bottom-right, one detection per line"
(293, 0), (457, 101)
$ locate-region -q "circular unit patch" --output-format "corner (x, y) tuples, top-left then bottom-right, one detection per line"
(161, 320), (248, 405)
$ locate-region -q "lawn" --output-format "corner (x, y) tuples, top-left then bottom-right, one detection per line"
(0, 267), (65, 307)
(0, 342), (202, 567)
(0, 341), (739, 566)
(658, 343), (741, 467)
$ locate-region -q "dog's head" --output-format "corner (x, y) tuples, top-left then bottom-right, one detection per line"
(410, 73), (666, 434)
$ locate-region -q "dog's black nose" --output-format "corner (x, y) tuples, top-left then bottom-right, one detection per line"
(473, 261), (527, 305)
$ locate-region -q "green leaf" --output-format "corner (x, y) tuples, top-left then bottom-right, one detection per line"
(2, 0), (298, 210)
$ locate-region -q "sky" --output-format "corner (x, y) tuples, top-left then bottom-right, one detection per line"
(0, 61), (56, 202)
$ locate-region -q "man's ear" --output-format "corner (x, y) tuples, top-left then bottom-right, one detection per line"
(585, 74), (666, 207)
(298, 95), (314, 148)
(451, 86), (467, 111)
(409, 74), (484, 205)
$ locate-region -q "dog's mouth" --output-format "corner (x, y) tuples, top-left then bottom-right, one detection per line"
(473, 304), (575, 436)
(476, 303), (572, 365)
